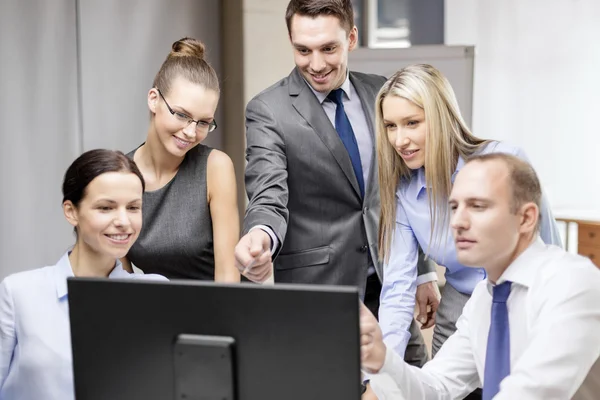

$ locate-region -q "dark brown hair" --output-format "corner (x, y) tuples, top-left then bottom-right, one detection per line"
(285, 0), (355, 36)
(62, 149), (145, 206)
(153, 37), (219, 95)
(466, 152), (542, 229)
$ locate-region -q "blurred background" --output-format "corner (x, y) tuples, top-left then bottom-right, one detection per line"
(1, 0), (599, 280)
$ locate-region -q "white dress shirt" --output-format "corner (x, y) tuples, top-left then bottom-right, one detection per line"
(0, 251), (167, 400)
(369, 239), (600, 400)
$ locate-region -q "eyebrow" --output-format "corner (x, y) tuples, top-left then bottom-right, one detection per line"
(448, 197), (493, 205)
(95, 198), (142, 204)
(293, 41), (340, 50)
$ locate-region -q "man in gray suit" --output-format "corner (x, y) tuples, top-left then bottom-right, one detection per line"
(234, 0), (438, 371)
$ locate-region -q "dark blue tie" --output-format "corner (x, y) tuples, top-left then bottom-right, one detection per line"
(483, 281), (512, 400)
(327, 89), (365, 198)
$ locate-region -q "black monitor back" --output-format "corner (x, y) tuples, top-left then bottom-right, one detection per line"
(67, 279), (362, 400)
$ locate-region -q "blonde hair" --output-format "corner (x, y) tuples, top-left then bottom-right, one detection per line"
(376, 64), (489, 262)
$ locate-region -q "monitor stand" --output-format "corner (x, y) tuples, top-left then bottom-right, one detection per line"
(173, 334), (236, 400)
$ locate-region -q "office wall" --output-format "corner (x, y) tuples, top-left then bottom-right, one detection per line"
(0, 0), (81, 277)
(243, 0), (295, 104)
(0, 0), (222, 279)
(445, 0), (600, 214)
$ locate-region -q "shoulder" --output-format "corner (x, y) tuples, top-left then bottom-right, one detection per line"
(530, 245), (600, 301)
(128, 273), (169, 282)
(248, 74), (292, 108)
(207, 148), (234, 170)
(350, 71), (387, 89)
(207, 149), (235, 180)
(1, 266), (54, 300)
(207, 150), (236, 193)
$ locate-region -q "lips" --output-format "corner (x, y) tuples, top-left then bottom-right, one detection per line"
(401, 149), (419, 156)
(455, 237), (476, 250)
(311, 71), (331, 83)
(173, 136), (192, 149)
(105, 234), (132, 244)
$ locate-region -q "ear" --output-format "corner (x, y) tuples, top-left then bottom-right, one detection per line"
(518, 202), (539, 234)
(348, 25), (359, 52)
(148, 88), (159, 114)
(63, 200), (79, 228)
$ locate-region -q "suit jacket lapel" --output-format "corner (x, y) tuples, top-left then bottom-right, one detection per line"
(349, 71), (379, 201)
(289, 68), (362, 199)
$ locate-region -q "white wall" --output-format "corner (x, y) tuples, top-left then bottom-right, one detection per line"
(243, 0), (295, 103)
(445, 0), (600, 215)
(79, 0), (222, 152)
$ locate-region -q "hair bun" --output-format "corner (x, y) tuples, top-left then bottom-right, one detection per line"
(170, 37), (205, 60)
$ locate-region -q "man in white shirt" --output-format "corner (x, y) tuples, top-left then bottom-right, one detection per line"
(360, 152), (600, 400)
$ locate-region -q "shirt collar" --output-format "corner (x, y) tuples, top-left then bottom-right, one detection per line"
(53, 251), (127, 299)
(304, 70), (351, 104)
(486, 237), (545, 295)
(408, 155), (467, 200)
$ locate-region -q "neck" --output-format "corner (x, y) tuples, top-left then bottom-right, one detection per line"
(486, 233), (537, 284)
(69, 242), (116, 278)
(139, 124), (184, 177)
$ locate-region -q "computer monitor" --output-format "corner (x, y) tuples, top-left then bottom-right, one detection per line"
(67, 279), (362, 400)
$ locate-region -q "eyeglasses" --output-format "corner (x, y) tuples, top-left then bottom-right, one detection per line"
(156, 88), (217, 133)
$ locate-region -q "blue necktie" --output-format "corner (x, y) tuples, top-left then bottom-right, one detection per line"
(483, 281), (512, 400)
(327, 89), (365, 198)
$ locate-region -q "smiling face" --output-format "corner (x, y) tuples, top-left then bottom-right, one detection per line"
(148, 76), (219, 157)
(64, 171), (143, 260)
(382, 95), (427, 170)
(289, 14), (357, 93)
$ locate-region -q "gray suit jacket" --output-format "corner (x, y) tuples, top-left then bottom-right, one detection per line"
(243, 68), (433, 293)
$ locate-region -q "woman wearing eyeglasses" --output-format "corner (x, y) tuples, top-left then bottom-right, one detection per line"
(125, 37), (240, 283)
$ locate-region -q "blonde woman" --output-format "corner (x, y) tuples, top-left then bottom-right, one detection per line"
(375, 64), (561, 376)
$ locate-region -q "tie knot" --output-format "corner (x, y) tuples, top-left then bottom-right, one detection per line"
(492, 281), (512, 303)
(327, 88), (345, 105)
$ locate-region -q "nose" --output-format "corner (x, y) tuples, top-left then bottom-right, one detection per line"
(113, 208), (131, 229)
(450, 205), (470, 231)
(309, 53), (326, 73)
(394, 128), (410, 149)
(182, 121), (197, 138)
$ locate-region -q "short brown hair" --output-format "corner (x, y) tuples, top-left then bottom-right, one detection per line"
(285, 0), (355, 36)
(466, 152), (542, 228)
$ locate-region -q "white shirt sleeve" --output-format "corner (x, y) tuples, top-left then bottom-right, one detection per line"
(250, 225), (279, 254)
(0, 279), (16, 388)
(370, 290), (481, 399)
(494, 261), (600, 399)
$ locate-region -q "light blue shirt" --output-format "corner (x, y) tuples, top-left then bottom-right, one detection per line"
(379, 141), (563, 357)
(0, 251), (167, 400)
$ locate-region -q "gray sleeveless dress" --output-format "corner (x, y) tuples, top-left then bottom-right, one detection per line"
(126, 144), (215, 280)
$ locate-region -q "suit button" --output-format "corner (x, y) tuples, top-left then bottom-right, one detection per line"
(358, 245), (368, 253)
(362, 207), (368, 215)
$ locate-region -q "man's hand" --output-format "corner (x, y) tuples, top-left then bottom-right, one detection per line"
(234, 230), (273, 283)
(359, 302), (387, 374)
(415, 281), (441, 329)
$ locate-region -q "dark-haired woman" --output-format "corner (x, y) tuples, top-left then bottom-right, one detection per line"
(125, 37), (240, 283)
(0, 149), (166, 400)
